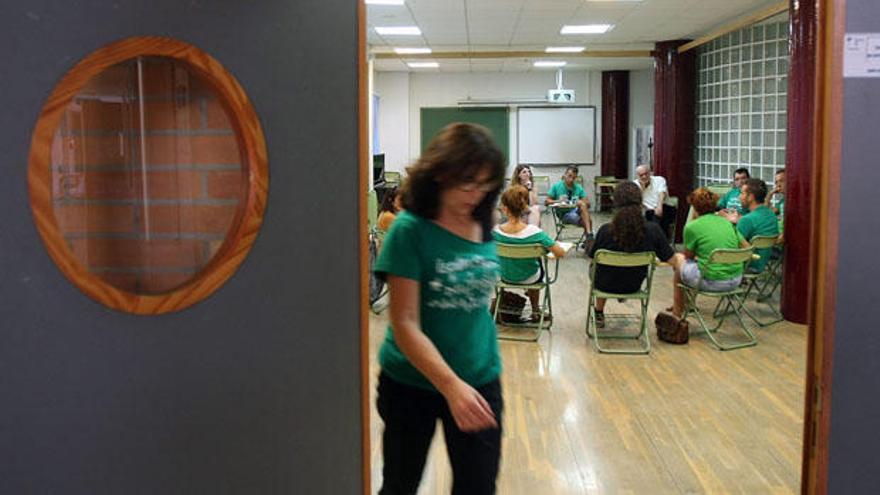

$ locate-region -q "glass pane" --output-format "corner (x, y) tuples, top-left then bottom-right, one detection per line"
(50, 56), (245, 295)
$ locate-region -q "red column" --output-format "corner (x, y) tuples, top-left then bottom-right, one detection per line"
(653, 40), (696, 241)
(601, 70), (629, 179)
(782, 0), (816, 325)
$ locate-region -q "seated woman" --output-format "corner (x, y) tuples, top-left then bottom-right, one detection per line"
(510, 164), (541, 226)
(672, 187), (750, 317)
(588, 182), (684, 327)
(492, 185), (566, 320)
(376, 186), (402, 232)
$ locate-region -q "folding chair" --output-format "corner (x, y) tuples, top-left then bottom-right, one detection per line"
(549, 203), (587, 247)
(714, 235), (783, 326)
(679, 247), (758, 351)
(493, 242), (560, 342)
(367, 191), (388, 313)
(384, 170), (401, 187)
(585, 250), (657, 354)
(592, 176), (618, 212)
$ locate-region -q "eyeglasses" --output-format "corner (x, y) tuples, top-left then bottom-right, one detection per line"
(456, 180), (498, 193)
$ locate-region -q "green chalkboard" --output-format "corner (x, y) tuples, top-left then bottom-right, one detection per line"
(420, 107), (509, 161)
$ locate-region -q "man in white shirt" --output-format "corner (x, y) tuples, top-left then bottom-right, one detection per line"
(635, 164), (676, 240)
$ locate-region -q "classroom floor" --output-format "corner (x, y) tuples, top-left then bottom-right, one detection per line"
(368, 212), (806, 494)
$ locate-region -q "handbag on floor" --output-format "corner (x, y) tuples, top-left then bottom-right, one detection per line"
(654, 311), (689, 344)
(491, 289), (527, 323)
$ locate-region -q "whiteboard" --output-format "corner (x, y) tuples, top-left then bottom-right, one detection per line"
(517, 106), (596, 165)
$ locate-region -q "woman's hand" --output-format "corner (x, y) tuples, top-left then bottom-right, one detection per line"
(440, 379), (497, 432)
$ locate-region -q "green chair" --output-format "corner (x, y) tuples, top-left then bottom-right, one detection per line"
(384, 170), (401, 186)
(549, 203), (587, 246)
(714, 235), (783, 327)
(586, 250), (657, 354)
(493, 242), (560, 342)
(533, 175), (550, 202)
(592, 176), (618, 213)
(679, 247), (758, 351)
(707, 183), (731, 197)
(367, 190), (388, 313)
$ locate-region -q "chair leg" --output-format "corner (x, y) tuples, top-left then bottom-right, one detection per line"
(496, 287), (544, 342)
(587, 296), (651, 355)
(681, 287), (757, 350)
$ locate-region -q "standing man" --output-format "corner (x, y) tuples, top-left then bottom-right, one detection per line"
(546, 165), (593, 241)
(635, 164), (676, 240)
(735, 178), (780, 273)
(718, 168), (750, 215)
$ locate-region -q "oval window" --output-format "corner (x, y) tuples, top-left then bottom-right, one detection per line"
(29, 38), (268, 314)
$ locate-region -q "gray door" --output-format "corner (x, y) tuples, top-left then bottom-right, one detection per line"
(0, 2), (363, 493)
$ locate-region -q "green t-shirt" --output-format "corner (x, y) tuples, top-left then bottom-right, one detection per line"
(491, 225), (555, 282)
(718, 187), (747, 215)
(374, 211), (502, 391)
(547, 181), (586, 202)
(684, 214), (746, 281)
(737, 205), (780, 273)
(771, 194), (785, 232)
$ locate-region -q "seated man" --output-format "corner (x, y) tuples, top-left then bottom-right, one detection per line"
(545, 165), (593, 240)
(588, 182), (684, 327)
(766, 168), (785, 243)
(717, 167), (750, 216)
(672, 187), (750, 317)
(735, 178), (780, 273)
(635, 164), (676, 241)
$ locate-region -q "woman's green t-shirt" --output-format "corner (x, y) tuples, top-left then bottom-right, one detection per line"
(374, 211), (502, 391)
(684, 214), (746, 280)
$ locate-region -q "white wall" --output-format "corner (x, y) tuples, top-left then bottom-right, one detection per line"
(374, 72), (411, 175)
(628, 69), (655, 180)
(373, 68), (654, 192)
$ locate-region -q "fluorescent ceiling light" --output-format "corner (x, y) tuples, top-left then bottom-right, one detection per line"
(561, 24), (613, 34)
(546, 46), (585, 53)
(395, 47), (432, 54)
(534, 61), (567, 68)
(375, 26), (421, 36)
(365, 0), (405, 5)
(408, 62), (439, 68)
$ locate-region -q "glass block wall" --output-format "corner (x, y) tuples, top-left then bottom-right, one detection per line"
(695, 16), (790, 186)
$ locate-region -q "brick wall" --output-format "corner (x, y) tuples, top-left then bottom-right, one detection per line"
(50, 57), (243, 294)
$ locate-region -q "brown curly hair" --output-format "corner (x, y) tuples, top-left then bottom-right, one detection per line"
(688, 187), (719, 216)
(501, 185), (530, 219)
(401, 123), (506, 240)
(510, 164), (533, 188)
(610, 181), (645, 252)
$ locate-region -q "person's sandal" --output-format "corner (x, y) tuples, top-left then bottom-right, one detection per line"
(595, 311), (605, 328)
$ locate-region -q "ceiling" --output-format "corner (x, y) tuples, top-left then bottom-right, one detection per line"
(368, 0), (784, 72)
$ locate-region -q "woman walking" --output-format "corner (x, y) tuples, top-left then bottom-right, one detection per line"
(374, 123), (507, 494)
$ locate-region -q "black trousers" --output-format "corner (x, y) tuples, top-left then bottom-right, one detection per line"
(377, 372), (503, 495)
(645, 204), (677, 241)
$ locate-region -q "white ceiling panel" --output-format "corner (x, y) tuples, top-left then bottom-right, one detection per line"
(369, 0), (787, 72)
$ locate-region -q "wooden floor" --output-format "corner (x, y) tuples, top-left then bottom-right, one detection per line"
(368, 212), (806, 494)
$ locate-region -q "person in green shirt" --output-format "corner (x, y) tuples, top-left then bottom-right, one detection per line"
(374, 122), (506, 494)
(766, 168), (786, 241)
(672, 187), (750, 317)
(493, 185), (566, 321)
(717, 167), (750, 216)
(545, 165), (594, 240)
(735, 178), (780, 273)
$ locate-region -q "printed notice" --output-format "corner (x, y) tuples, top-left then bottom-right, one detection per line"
(844, 33), (880, 78)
